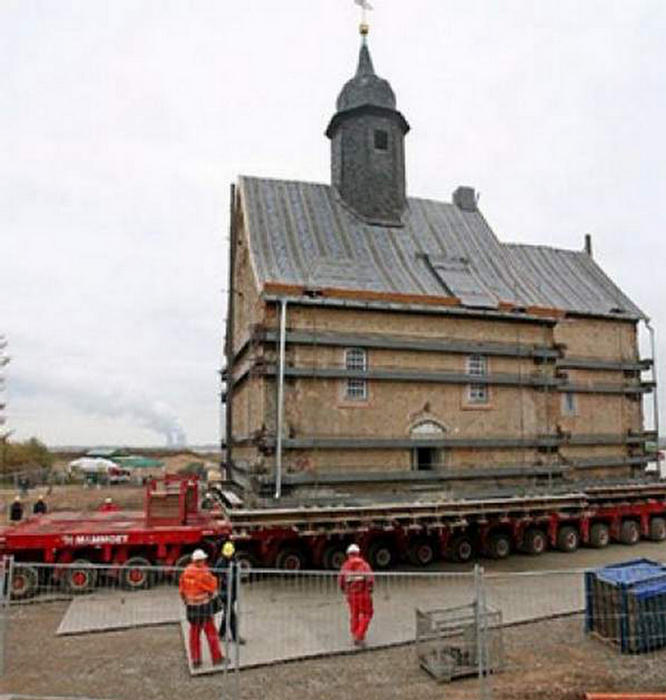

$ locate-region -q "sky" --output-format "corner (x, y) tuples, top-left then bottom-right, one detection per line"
(1, 0), (665, 448)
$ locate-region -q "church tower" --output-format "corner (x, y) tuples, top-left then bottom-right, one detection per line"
(325, 26), (410, 226)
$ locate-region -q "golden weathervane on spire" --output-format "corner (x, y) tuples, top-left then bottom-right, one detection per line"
(354, 0), (373, 36)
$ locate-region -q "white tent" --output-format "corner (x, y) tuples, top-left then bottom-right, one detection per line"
(67, 457), (119, 475)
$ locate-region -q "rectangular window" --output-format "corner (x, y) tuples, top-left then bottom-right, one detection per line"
(562, 391), (577, 416)
(467, 354), (488, 404)
(345, 348), (367, 401)
(373, 129), (388, 151)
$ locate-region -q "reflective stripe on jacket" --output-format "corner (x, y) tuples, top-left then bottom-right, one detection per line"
(179, 562), (218, 604)
(339, 555), (374, 595)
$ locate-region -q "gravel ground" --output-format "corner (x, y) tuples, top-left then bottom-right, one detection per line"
(3, 603), (666, 700)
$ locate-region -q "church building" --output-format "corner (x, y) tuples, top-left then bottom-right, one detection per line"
(223, 25), (655, 504)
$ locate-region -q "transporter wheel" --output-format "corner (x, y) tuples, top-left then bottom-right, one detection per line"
(368, 540), (395, 570)
(11, 564), (39, 600)
(649, 517), (666, 541)
(64, 559), (98, 594)
(407, 537), (437, 567)
(522, 528), (547, 556)
(619, 520), (640, 545)
(486, 533), (511, 560)
(556, 526), (580, 553)
(235, 549), (259, 581)
(449, 535), (475, 564)
(322, 544), (347, 571)
(275, 547), (306, 571)
(121, 557), (154, 590)
(589, 523), (610, 549)
(169, 553), (193, 583)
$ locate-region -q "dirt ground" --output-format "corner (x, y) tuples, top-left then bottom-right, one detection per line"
(0, 484), (145, 517)
(3, 603), (666, 700)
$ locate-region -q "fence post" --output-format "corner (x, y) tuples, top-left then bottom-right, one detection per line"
(474, 564), (492, 700)
(234, 560), (241, 699)
(0, 555), (14, 676)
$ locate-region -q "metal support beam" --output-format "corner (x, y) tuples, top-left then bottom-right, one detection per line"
(274, 298), (287, 500)
(258, 329), (559, 360)
(646, 320), (660, 442)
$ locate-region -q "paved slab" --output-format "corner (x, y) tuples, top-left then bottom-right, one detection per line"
(57, 586), (181, 635)
(54, 570), (587, 675)
(179, 570), (586, 675)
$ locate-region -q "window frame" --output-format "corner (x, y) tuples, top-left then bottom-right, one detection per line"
(466, 354), (489, 405)
(344, 348), (368, 402)
(561, 391), (577, 417)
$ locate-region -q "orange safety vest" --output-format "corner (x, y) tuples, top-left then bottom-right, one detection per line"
(179, 562), (218, 604)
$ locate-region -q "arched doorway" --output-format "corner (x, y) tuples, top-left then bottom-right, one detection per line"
(409, 420), (447, 471)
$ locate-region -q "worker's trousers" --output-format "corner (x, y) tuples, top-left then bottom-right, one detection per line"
(189, 617), (223, 665)
(219, 600), (239, 641)
(346, 591), (373, 642)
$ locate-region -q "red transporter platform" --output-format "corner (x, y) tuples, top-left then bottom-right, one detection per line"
(0, 475), (231, 598)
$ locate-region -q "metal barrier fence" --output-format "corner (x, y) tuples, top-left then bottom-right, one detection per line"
(4, 559), (666, 700)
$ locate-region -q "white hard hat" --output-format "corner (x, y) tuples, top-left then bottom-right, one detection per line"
(346, 543), (360, 555)
(104, 497), (113, 504)
(191, 549), (208, 562)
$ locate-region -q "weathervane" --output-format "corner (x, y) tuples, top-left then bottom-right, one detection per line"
(354, 0), (373, 36)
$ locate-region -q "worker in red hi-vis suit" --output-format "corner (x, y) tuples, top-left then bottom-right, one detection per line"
(338, 543), (374, 646)
(179, 549), (224, 668)
(98, 497), (119, 512)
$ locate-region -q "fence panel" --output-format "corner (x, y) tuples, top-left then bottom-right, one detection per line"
(7, 561), (666, 700)
(485, 567), (666, 700)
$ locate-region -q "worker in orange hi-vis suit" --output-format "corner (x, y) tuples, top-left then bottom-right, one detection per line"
(179, 549), (224, 668)
(338, 543), (375, 647)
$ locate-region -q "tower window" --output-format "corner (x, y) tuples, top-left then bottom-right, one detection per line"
(373, 129), (389, 151)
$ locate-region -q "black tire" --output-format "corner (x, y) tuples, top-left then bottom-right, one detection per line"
(368, 540), (395, 570)
(556, 526), (580, 553)
(649, 517), (666, 542)
(486, 533), (511, 560)
(522, 528), (547, 556)
(235, 549), (259, 581)
(64, 559), (98, 594)
(619, 520), (640, 545)
(448, 535), (475, 563)
(11, 564), (38, 600)
(168, 553), (192, 583)
(407, 537), (437, 567)
(322, 544), (347, 570)
(275, 547), (306, 571)
(121, 556), (153, 590)
(589, 523), (610, 548)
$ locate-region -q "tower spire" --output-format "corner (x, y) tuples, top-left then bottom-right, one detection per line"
(326, 14), (410, 226)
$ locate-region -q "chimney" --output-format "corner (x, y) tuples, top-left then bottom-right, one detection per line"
(584, 234), (593, 257)
(453, 186), (477, 212)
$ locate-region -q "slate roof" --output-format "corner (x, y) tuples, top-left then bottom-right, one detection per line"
(238, 175), (645, 320)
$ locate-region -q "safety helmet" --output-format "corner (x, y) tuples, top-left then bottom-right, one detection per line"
(191, 549), (208, 561)
(104, 497), (113, 504)
(346, 543), (360, 555)
(14, 495), (20, 502)
(222, 541), (235, 558)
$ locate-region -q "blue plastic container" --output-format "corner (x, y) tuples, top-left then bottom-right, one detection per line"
(585, 558), (666, 653)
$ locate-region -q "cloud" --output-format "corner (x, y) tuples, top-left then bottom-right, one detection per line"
(12, 369), (187, 446)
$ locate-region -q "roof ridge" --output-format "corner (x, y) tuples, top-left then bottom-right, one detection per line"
(505, 241), (584, 255)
